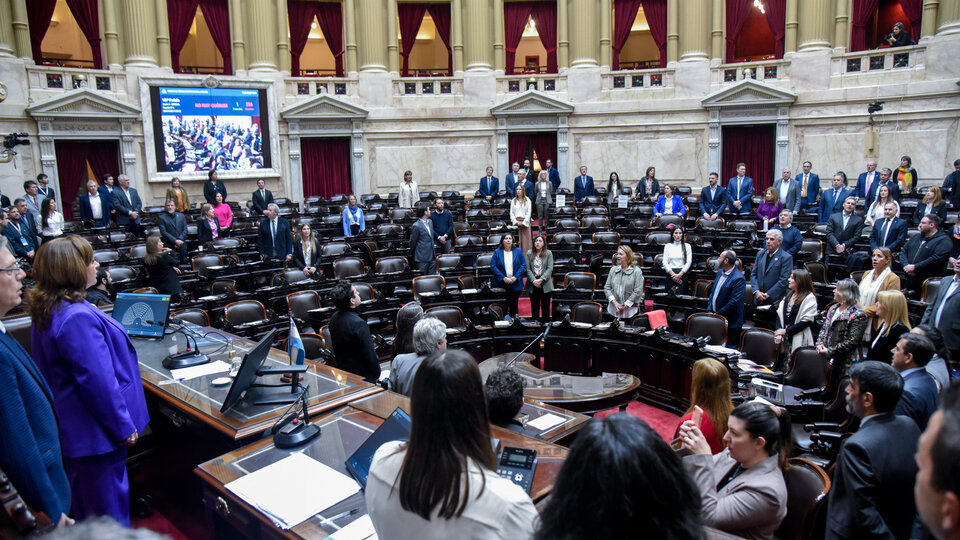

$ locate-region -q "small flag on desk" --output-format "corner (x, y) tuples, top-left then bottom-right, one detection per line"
(288, 317), (305, 365)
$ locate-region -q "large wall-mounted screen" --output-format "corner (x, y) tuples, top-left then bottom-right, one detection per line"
(150, 86), (272, 173)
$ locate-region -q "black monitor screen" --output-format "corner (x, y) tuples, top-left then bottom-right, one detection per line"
(220, 328), (278, 413)
(345, 407), (412, 488)
(112, 293), (172, 338)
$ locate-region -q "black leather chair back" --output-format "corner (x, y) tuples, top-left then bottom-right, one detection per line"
(425, 305), (465, 329)
(739, 328), (778, 367)
(564, 272), (597, 290)
(685, 313), (728, 345)
(333, 257), (366, 279)
(413, 275), (446, 297)
(375, 256), (409, 274)
(171, 308), (210, 327)
(570, 301), (603, 325)
(783, 347), (830, 390)
(286, 291), (320, 321)
(224, 300), (268, 326)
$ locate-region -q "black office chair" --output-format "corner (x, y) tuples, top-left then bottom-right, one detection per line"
(684, 313), (727, 345)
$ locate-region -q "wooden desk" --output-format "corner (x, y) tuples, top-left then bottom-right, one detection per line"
(133, 326), (382, 441)
(195, 407), (568, 539)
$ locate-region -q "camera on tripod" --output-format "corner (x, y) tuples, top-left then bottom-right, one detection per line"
(3, 133), (29, 150)
(867, 100), (884, 114)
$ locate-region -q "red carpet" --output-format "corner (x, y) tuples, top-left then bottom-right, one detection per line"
(595, 401), (681, 442)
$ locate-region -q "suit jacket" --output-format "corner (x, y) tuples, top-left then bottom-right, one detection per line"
(110, 188), (142, 226)
(328, 309), (381, 382)
(878, 179), (901, 201)
(895, 368), (940, 432)
(490, 248), (526, 291)
(98, 185), (115, 217)
(546, 168), (561, 192)
(574, 175), (595, 202)
(504, 173), (524, 198)
(478, 176), (499, 198)
(258, 216), (293, 260)
(921, 275), (960, 350)
(865, 322), (909, 362)
(636, 178), (661, 201)
(157, 211), (187, 248)
(533, 180), (553, 206)
(795, 173), (822, 213)
(826, 413), (920, 540)
(856, 170), (883, 202)
(774, 225), (803, 257)
(409, 219), (435, 264)
(22, 193), (41, 224)
(899, 231), (951, 280)
(197, 215), (221, 244)
(700, 185), (728, 215)
(251, 189), (273, 214)
(0, 332), (71, 520)
(726, 176), (754, 214)
(750, 249), (793, 305)
(818, 187), (850, 223)
(825, 213), (865, 251)
(525, 249), (554, 294)
(654, 194), (687, 216)
(943, 170), (960, 209)
(773, 178), (801, 213)
(79, 193), (110, 227)
(869, 217), (908, 253)
(203, 180), (227, 204)
(36, 185), (55, 200)
(913, 201), (949, 225)
(292, 238), (321, 269)
(30, 301), (150, 458)
(4, 220), (36, 258)
(0, 194), (10, 208)
(684, 450), (787, 540)
(708, 268), (746, 329)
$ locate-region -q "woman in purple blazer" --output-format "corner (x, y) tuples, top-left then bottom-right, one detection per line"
(27, 236), (149, 527)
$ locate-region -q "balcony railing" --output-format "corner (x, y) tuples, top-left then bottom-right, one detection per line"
(283, 77), (356, 98)
(833, 45), (924, 75)
(394, 76), (462, 96)
(497, 72), (563, 94)
(26, 65), (126, 96)
(712, 59), (789, 86)
(603, 67), (674, 91)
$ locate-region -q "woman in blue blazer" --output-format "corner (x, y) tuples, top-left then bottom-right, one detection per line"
(654, 184), (687, 217)
(490, 233), (526, 319)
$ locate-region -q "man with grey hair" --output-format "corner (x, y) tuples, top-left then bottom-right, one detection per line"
(257, 203), (292, 262)
(750, 229), (793, 305)
(389, 317), (447, 396)
(110, 174), (142, 237)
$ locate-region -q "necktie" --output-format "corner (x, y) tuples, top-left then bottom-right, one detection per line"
(261, 189), (265, 201)
(802, 175), (808, 198)
(271, 220), (276, 242)
(842, 214), (849, 230)
(736, 178), (741, 198)
(882, 220), (891, 246)
(865, 173), (872, 199)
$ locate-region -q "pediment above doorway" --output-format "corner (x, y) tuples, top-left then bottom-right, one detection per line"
(281, 94), (369, 120)
(26, 88), (141, 119)
(701, 79), (797, 109)
(490, 90), (574, 117)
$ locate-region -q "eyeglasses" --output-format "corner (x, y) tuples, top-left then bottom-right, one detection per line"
(0, 264), (23, 274)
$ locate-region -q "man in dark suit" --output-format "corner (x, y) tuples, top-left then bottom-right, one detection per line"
(772, 209), (803, 257)
(750, 229), (793, 306)
(707, 250), (745, 346)
(573, 165), (594, 203)
(855, 159), (881, 202)
(544, 159), (561, 192)
(818, 174), (851, 223)
(699, 172), (727, 220)
(478, 166), (499, 201)
(941, 158), (960, 209)
(250, 178), (273, 215)
(430, 198), (454, 254)
(892, 333), (940, 431)
(21, 180), (42, 226)
(409, 204), (436, 273)
(257, 203), (292, 262)
(35, 173), (55, 200)
(8, 200), (37, 257)
(726, 163), (753, 216)
(203, 169), (227, 204)
(825, 197), (865, 258)
(157, 199), (188, 261)
(877, 168), (901, 201)
(0, 190), (10, 209)
(775, 168), (801, 213)
(900, 215), (952, 297)
(328, 280), (381, 382)
(79, 179), (110, 228)
(110, 174), (142, 237)
(914, 382), (960, 540)
(504, 162), (523, 198)
(795, 161), (821, 214)
(827, 361), (921, 540)
(869, 202), (909, 254)
(922, 257), (960, 358)
(99, 173), (117, 223)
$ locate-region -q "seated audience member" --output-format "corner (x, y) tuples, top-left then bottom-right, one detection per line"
(399, 170), (419, 208)
(750, 230), (793, 306)
(756, 187), (783, 230)
(0, 237), (73, 528)
(911, 325), (953, 392)
(328, 280), (380, 382)
(825, 196), (865, 258)
(291, 224), (320, 278)
(635, 166), (660, 202)
(865, 290), (911, 362)
(894, 155), (919, 194)
(80, 179), (110, 228)
(490, 233), (526, 320)
(536, 414), (704, 540)
(604, 245), (644, 319)
(143, 235), (183, 300)
(892, 332), (940, 431)
(485, 366), (534, 436)
(251, 178), (273, 215)
(674, 358), (733, 454)
(663, 226), (693, 295)
(4, 205), (36, 260)
(37, 197), (64, 244)
(391, 302), (424, 358)
(197, 204), (222, 244)
(775, 269), (818, 358)
(774, 168), (800, 214)
(606, 172), (625, 207)
(922, 257), (960, 356)
(258, 203), (292, 262)
(85, 267), (112, 306)
(818, 172), (851, 223)
(164, 177), (190, 212)
(916, 186), (950, 224)
(366, 349), (537, 538)
(157, 199), (188, 261)
(699, 172), (727, 220)
(211, 192), (233, 233)
(886, 21), (915, 47)
(409, 203), (436, 274)
(772, 210), (802, 257)
(680, 401), (790, 540)
(429, 198), (454, 254)
(864, 184), (900, 228)
(573, 165), (595, 203)
(654, 184), (686, 217)
(817, 279), (868, 377)
(478, 166), (498, 202)
(726, 163), (753, 216)
(914, 381), (960, 540)
(342, 195), (365, 236)
(900, 215), (951, 297)
(203, 170), (226, 205)
(390, 317), (446, 396)
(707, 250), (746, 346)
(795, 160), (821, 215)
(828, 361), (921, 539)
(942, 158), (960, 209)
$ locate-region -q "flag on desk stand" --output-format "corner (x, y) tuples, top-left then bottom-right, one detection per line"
(288, 317), (305, 366)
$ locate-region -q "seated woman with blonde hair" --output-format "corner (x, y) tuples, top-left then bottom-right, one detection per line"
(865, 290), (910, 362)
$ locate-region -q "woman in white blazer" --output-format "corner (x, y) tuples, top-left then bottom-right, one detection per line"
(774, 269), (818, 360)
(398, 170), (419, 208)
(509, 184), (532, 254)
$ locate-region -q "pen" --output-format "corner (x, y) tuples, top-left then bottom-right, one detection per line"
(158, 378), (184, 386)
(318, 507), (360, 527)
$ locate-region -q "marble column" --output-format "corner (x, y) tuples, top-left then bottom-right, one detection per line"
(463, 0), (492, 70)
(276, 0), (290, 72)
(599, 0), (611, 67)
(493, 0), (504, 71)
(357, 0), (388, 71)
(558, 0), (569, 68)
(711, 0), (723, 60)
(785, 0), (798, 53)
(386, 0), (398, 73)
(246, 0), (278, 71)
(344, 0), (358, 73)
(568, 0), (599, 67)
(101, 0), (121, 67)
(155, 0), (172, 68)
(0, 0), (14, 57)
(939, 0), (960, 34)
(229, 0), (246, 71)
(121, 0), (159, 67)
(10, 0), (32, 60)
(678, 0), (709, 61)
(797, 0), (833, 51)
(921, 0), (939, 38)
(666, 0), (678, 63)
(451, 0), (464, 72)
(834, 0), (849, 49)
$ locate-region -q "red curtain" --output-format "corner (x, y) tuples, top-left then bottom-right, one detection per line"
(65, 0), (103, 69)
(850, 0), (880, 51)
(504, 3), (532, 75)
(530, 132), (556, 166)
(287, 1), (315, 76)
(899, 0), (922, 41)
(301, 138), (351, 198)
(763, 0), (786, 59)
(641, 0), (668, 68)
(725, 0), (753, 62)
(509, 133), (531, 166)
(55, 140), (119, 220)
(721, 125), (775, 195)
(199, 0), (232, 74)
(315, 2), (345, 76)
(612, 0), (642, 70)
(529, 3), (557, 73)
(168, 0), (200, 72)
(26, 0), (58, 65)
(398, 4), (427, 76)
(426, 4), (452, 75)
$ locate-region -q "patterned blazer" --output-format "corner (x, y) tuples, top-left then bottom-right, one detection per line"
(816, 304), (868, 374)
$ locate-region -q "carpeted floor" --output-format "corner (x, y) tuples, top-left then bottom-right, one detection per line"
(595, 402), (681, 442)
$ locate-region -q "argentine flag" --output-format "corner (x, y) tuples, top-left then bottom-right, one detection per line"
(288, 317), (306, 365)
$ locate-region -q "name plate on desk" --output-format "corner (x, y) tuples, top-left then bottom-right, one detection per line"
(555, 194), (566, 207)
(617, 195), (629, 208)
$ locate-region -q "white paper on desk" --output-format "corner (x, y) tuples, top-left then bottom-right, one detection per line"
(226, 452), (361, 530)
(329, 514), (377, 540)
(704, 344), (741, 356)
(169, 360), (230, 381)
(526, 413), (566, 432)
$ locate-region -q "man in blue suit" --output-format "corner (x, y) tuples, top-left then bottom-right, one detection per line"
(79, 179), (110, 228)
(258, 203), (293, 262)
(750, 229), (793, 306)
(544, 159), (561, 192)
(869, 202), (908, 254)
(574, 165), (595, 202)
(892, 333), (940, 432)
(478, 166), (499, 201)
(876, 168), (900, 201)
(110, 174), (142, 237)
(99, 173), (117, 223)
(818, 174), (850, 223)
(699, 172), (727, 220)
(775, 168), (801, 213)
(726, 163), (753, 215)
(707, 250), (745, 346)
(504, 162), (523, 198)
(409, 204), (436, 273)
(4, 204), (36, 261)
(854, 160), (880, 202)
(795, 161), (821, 214)
(0, 240), (72, 527)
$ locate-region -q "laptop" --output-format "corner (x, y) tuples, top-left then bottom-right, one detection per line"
(345, 407), (412, 488)
(112, 292), (173, 339)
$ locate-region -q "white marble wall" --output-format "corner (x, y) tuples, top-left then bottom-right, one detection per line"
(576, 135), (705, 185)
(366, 135), (496, 196)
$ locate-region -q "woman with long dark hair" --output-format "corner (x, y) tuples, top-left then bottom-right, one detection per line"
(606, 172), (624, 206)
(490, 233), (526, 319)
(391, 301), (424, 357)
(635, 166), (660, 201)
(525, 234), (554, 323)
(366, 349), (537, 537)
(38, 197), (63, 243)
(774, 269), (817, 358)
(662, 226), (692, 295)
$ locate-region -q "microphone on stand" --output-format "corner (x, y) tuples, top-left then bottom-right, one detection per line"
(506, 322), (553, 368)
(150, 319), (210, 369)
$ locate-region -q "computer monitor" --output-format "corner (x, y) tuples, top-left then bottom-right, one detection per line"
(220, 328), (278, 413)
(112, 293), (172, 339)
(345, 407), (412, 488)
